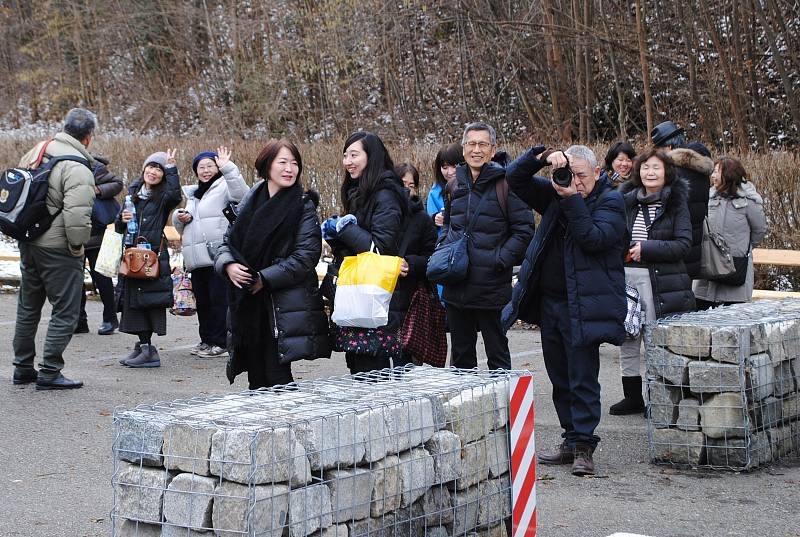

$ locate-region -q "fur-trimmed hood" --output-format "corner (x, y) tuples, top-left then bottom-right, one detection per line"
(669, 147), (714, 175)
(619, 176), (690, 215)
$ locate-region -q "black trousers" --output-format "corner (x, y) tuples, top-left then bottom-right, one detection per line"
(539, 295), (601, 448)
(191, 266), (228, 347)
(79, 246), (117, 324)
(247, 332), (294, 390)
(446, 305), (511, 370)
(346, 352), (391, 374)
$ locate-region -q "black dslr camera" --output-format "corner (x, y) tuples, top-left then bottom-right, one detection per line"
(552, 153), (573, 187)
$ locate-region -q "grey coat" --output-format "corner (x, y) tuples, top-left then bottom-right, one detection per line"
(693, 182), (767, 303)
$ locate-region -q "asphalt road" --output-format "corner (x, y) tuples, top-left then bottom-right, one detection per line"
(0, 293), (798, 537)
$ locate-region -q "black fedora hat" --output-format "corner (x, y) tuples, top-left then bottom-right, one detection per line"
(651, 121), (684, 147)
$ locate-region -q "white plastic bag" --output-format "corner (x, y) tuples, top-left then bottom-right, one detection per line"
(95, 225), (123, 278)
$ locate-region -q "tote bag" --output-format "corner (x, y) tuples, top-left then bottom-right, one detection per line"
(170, 270), (197, 316)
(398, 283), (448, 366)
(331, 245), (402, 328)
(95, 225), (123, 278)
(624, 283), (644, 339)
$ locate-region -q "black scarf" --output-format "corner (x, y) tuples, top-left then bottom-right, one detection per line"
(194, 172), (222, 200)
(227, 181), (304, 351)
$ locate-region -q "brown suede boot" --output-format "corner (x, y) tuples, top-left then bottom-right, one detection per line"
(537, 441), (575, 465)
(571, 443), (595, 476)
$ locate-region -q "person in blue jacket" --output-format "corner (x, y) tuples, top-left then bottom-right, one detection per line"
(502, 145), (627, 477)
(427, 143), (464, 233)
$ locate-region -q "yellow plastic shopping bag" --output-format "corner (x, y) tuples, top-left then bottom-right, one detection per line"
(331, 247), (402, 328)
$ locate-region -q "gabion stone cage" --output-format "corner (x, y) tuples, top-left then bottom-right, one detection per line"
(645, 299), (800, 470)
(111, 367), (526, 537)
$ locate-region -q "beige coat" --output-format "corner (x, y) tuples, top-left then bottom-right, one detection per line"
(18, 133), (95, 256)
(693, 182), (768, 303)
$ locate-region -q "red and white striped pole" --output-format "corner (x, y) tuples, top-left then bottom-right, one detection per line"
(509, 375), (536, 537)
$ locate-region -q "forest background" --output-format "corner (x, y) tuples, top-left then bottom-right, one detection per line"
(1, 0), (799, 288)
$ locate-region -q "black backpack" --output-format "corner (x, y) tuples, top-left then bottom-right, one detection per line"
(0, 140), (91, 241)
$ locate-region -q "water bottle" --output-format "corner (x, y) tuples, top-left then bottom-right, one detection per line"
(124, 195), (137, 246)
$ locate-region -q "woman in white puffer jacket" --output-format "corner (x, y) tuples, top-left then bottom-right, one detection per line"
(173, 147), (249, 357)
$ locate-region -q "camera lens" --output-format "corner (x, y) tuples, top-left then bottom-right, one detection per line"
(553, 167), (573, 187)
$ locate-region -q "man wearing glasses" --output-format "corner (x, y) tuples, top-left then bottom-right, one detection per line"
(501, 145), (627, 476)
(437, 122), (534, 370)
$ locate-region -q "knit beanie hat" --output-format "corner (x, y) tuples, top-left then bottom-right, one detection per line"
(142, 151), (168, 172)
(192, 151), (219, 175)
(686, 141), (712, 158)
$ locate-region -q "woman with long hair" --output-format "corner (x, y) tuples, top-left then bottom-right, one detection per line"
(612, 148), (695, 414)
(693, 156), (767, 308)
(117, 150), (182, 368)
(322, 131), (408, 373)
(428, 143), (464, 232)
(215, 139), (330, 389)
(394, 162), (438, 366)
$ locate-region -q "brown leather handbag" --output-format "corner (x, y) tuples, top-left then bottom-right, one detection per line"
(119, 236), (162, 280)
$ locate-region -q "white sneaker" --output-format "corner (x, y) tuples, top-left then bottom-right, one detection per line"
(198, 345), (229, 358)
(190, 342), (211, 356)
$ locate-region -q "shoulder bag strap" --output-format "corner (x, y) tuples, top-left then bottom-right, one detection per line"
(464, 187), (493, 237)
(29, 139), (53, 168)
(640, 203), (654, 231)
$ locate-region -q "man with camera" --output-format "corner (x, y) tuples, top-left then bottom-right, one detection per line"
(502, 145), (627, 476)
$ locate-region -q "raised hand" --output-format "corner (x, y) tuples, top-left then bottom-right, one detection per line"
(216, 146), (231, 169)
(165, 148), (177, 167)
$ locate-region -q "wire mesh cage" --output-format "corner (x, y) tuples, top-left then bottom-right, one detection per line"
(111, 367), (527, 537)
(645, 299), (800, 470)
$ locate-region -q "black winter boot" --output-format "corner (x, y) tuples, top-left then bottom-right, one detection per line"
(609, 376), (645, 415)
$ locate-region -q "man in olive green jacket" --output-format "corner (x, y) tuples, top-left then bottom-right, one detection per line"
(12, 108), (97, 390)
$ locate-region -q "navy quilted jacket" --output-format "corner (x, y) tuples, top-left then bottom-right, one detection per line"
(502, 149), (627, 347)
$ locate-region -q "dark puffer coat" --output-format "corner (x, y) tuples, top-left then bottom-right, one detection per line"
(215, 183), (331, 365)
(440, 162), (535, 310)
(501, 149), (627, 347)
(325, 172), (409, 331)
(619, 178), (695, 317)
(115, 167), (182, 311)
(669, 146), (713, 279)
(393, 195), (437, 314)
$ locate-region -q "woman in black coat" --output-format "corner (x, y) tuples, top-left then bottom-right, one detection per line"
(322, 131), (408, 374)
(76, 155), (124, 335)
(611, 148), (695, 415)
(394, 163), (438, 366)
(117, 150), (182, 368)
(214, 139), (331, 389)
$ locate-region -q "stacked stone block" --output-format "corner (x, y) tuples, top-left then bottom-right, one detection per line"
(112, 368), (520, 536)
(645, 299), (800, 469)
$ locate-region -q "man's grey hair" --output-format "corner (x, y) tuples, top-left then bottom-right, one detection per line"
(565, 145), (598, 169)
(461, 122), (497, 145)
(63, 108), (97, 141)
